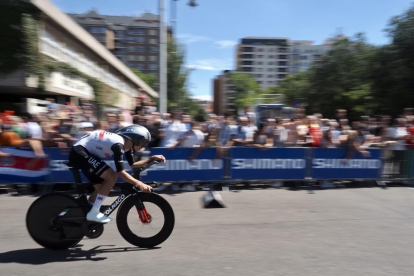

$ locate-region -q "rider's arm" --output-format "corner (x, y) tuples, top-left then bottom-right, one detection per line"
(131, 155), (166, 168)
(125, 148), (135, 167)
(111, 144), (151, 192)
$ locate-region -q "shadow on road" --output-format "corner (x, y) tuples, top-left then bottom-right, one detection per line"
(0, 244), (160, 265)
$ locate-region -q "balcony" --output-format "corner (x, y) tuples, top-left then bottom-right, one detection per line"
(241, 47), (254, 53)
(240, 54), (253, 59)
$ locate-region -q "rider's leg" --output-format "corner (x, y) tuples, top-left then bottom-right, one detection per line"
(87, 168), (118, 223)
(96, 168), (118, 196)
(88, 184), (102, 204)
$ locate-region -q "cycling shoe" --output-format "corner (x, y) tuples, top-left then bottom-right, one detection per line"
(86, 210), (113, 224)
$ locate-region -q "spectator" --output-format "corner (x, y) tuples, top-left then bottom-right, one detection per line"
(117, 114), (131, 129)
(160, 113), (187, 148)
(308, 116), (322, 147)
(242, 106), (256, 122)
(217, 116), (237, 147)
(161, 113), (172, 129)
(0, 120), (22, 147)
(232, 117), (254, 146)
(250, 123), (274, 150)
(26, 113), (43, 140)
(387, 118), (408, 151)
(121, 107), (133, 125)
(171, 122), (205, 148)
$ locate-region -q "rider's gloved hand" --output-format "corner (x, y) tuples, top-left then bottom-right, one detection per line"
(150, 155), (166, 163)
(139, 183), (153, 193)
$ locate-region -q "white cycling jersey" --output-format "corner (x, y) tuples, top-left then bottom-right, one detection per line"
(74, 130), (125, 159)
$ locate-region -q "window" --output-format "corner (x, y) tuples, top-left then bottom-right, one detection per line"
(128, 55), (135, 61)
(278, 68), (287, 72)
(258, 48), (264, 52)
(138, 56), (146, 62)
(149, 29), (157, 36)
(268, 62), (273, 65)
(149, 64), (158, 70)
(278, 74), (286, 79)
(279, 61), (287, 66)
(128, 46), (135, 52)
(257, 74), (263, 78)
(268, 81), (273, 84)
(149, 56), (157, 62)
(268, 68), (273, 72)
(149, 47), (158, 53)
(258, 61), (263, 65)
(90, 27), (106, 33)
(138, 46), (145, 52)
(268, 55), (274, 58)
(138, 37), (146, 43)
(258, 55), (264, 58)
(279, 55), (287, 59)
(257, 68), (263, 72)
(128, 28), (146, 35)
(267, 75), (273, 78)
(149, 39), (157, 44)
(243, 61), (253, 65)
(300, 56), (308, 60)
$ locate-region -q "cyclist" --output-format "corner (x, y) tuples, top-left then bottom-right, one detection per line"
(68, 124), (166, 223)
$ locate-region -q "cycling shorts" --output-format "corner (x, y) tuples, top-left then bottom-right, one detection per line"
(68, 145), (110, 184)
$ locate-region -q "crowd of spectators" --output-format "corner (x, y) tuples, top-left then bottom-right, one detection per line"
(1, 96), (414, 162)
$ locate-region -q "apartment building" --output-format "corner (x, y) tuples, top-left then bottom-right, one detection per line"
(0, 0), (157, 110)
(236, 37), (331, 89)
(213, 70), (237, 115)
(68, 10), (172, 80)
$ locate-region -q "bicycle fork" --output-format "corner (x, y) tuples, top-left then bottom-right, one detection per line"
(133, 194), (151, 224)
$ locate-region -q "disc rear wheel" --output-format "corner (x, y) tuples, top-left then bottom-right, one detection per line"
(26, 194), (85, 250)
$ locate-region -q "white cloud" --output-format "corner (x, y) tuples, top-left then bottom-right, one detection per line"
(214, 40), (237, 48)
(177, 33), (211, 44)
(185, 59), (233, 71)
(191, 95), (212, 101)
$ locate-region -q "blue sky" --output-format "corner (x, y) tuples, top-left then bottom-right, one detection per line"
(52, 0), (414, 100)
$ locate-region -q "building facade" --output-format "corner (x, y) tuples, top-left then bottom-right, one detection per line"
(0, 0), (157, 111)
(68, 11), (171, 80)
(213, 70), (237, 116)
(236, 37), (331, 89)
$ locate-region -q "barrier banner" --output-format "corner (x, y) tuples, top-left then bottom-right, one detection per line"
(229, 147), (307, 180)
(141, 148), (224, 182)
(0, 147), (48, 184)
(311, 148), (382, 179)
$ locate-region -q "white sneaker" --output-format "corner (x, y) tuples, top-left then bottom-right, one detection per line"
(86, 210), (113, 224)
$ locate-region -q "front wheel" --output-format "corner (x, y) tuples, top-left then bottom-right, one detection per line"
(117, 193), (175, 248)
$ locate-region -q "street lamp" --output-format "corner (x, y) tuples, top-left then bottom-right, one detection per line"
(188, 0), (198, 7)
(159, 0), (198, 114)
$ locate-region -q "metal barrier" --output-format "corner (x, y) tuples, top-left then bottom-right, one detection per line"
(0, 146), (399, 185)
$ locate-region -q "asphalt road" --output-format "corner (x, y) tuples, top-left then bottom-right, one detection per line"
(1, 187), (414, 276)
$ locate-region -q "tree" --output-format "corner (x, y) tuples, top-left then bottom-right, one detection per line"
(273, 72), (311, 107)
(167, 39), (192, 111)
(229, 72), (261, 111)
(307, 34), (377, 119)
(131, 69), (158, 90)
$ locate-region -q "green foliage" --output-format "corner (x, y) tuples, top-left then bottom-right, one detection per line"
(167, 39), (192, 111)
(272, 6), (414, 120)
(229, 72), (261, 111)
(131, 69), (158, 90)
(273, 72), (310, 106)
(0, 0), (35, 75)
